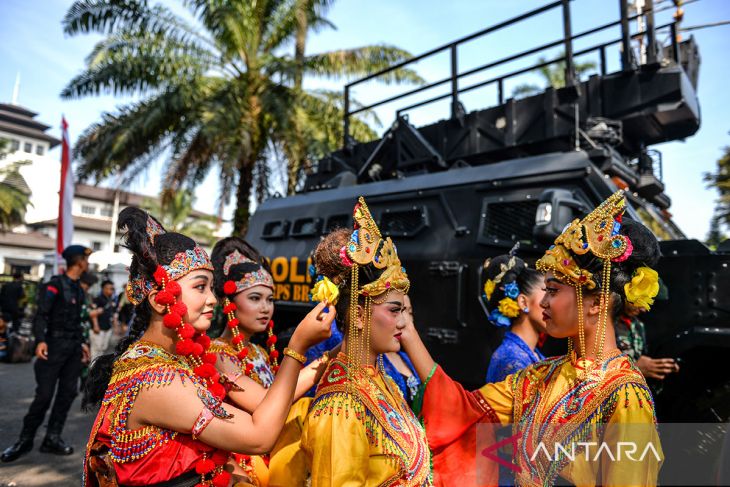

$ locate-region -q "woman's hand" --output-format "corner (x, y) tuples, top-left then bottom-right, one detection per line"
(289, 301), (335, 353)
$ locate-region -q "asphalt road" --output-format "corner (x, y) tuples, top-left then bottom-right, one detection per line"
(0, 359), (95, 487)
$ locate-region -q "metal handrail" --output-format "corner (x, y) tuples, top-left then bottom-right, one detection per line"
(342, 0), (668, 148)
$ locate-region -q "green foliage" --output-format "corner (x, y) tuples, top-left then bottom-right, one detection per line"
(704, 142), (730, 242)
(141, 189), (218, 244)
(0, 139), (32, 231)
(63, 0), (423, 233)
(512, 53), (597, 98)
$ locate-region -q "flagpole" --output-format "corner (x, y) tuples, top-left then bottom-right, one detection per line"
(56, 116), (73, 274)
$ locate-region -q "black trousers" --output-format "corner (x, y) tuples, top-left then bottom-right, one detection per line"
(21, 337), (82, 438)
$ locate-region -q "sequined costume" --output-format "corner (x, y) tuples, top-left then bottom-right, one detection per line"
(417, 350), (661, 486)
(210, 338), (312, 487)
(301, 353), (432, 486)
(83, 341), (221, 486)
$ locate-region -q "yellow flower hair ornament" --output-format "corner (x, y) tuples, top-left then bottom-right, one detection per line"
(498, 297), (521, 318)
(624, 266), (660, 310)
(310, 275), (340, 306)
(484, 279), (496, 301)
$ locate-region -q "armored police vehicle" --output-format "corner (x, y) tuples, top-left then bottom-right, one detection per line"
(247, 0), (729, 428)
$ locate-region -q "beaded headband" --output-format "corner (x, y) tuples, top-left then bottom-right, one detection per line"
(126, 214), (214, 305)
(536, 190), (630, 289)
(222, 249), (274, 295)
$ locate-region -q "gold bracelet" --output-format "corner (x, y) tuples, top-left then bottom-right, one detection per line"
(283, 347), (307, 365)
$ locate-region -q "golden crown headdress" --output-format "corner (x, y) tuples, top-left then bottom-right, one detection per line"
(345, 197), (410, 297)
(536, 190), (629, 289)
(536, 190), (632, 376)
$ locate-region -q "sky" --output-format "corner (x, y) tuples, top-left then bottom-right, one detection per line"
(1, 0), (729, 240)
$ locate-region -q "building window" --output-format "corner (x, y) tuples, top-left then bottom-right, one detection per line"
(92, 241), (102, 251)
(10, 139), (19, 151)
(35, 145), (44, 156)
(81, 205), (96, 215)
(100, 207), (113, 217)
(23, 142), (32, 153)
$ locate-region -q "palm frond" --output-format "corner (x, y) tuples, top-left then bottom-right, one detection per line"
(304, 45), (425, 84)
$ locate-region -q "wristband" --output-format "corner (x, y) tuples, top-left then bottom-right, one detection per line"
(283, 347), (306, 365)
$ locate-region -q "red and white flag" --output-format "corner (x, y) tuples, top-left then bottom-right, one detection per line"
(56, 116), (73, 266)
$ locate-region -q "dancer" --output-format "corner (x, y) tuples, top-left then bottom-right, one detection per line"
(404, 191), (662, 486)
(301, 197), (432, 486)
(82, 207), (333, 486)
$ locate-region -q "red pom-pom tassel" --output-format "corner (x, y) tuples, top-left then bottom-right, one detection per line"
(153, 266), (168, 285)
(175, 339), (195, 356)
(166, 280), (182, 297)
(202, 353), (217, 365)
(269, 349), (279, 360)
(211, 450), (229, 466)
(223, 303), (237, 314)
(163, 312), (182, 329)
(245, 362), (254, 373)
(155, 290), (175, 306)
(195, 334), (211, 349)
(178, 323), (195, 339)
(208, 382), (226, 400)
(231, 335), (245, 346)
(191, 343), (204, 356)
(266, 335), (277, 346)
(268, 320), (275, 330)
(227, 318), (240, 329)
(223, 280), (237, 295)
(237, 348), (249, 360)
(194, 363), (217, 378)
(171, 301), (187, 317)
(195, 458), (216, 475)
(212, 470), (231, 487)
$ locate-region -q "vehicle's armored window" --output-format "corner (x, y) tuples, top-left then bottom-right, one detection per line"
(291, 217), (321, 237)
(324, 214), (350, 234)
(262, 220), (290, 240)
(379, 206), (429, 238)
(478, 197), (539, 247)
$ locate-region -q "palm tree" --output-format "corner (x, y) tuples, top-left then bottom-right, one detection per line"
(512, 53), (597, 98)
(142, 189), (218, 245)
(0, 139), (32, 231)
(62, 0), (422, 233)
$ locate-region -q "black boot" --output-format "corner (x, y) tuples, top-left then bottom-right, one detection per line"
(39, 434), (73, 455)
(1, 437), (34, 462)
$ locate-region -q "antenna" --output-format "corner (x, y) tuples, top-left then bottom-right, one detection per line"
(11, 72), (20, 105)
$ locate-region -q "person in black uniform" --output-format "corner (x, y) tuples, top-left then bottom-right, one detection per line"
(1, 245), (92, 462)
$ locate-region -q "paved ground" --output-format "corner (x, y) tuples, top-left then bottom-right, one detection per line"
(0, 359), (95, 487)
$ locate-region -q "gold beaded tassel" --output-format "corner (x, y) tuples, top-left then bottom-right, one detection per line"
(347, 264), (360, 383)
(363, 296), (372, 369)
(593, 260), (612, 367)
(576, 284), (587, 379)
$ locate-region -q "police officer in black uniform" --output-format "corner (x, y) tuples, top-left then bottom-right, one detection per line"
(1, 245), (92, 462)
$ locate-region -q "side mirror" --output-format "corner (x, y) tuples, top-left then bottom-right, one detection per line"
(533, 189), (586, 244)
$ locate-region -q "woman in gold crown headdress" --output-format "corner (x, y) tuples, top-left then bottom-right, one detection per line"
(402, 191), (663, 486)
(300, 197), (432, 486)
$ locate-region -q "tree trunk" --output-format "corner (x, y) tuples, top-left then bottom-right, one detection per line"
(287, 0), (308, 195)
(233, 160), (255, 235)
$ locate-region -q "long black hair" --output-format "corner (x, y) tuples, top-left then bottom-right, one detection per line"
(82, 207), (197, 409)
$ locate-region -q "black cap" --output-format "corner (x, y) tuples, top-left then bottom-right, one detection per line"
(61, 245), (92, 261)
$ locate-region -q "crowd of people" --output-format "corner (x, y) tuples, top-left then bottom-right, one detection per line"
(0, 191), (681, 486)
